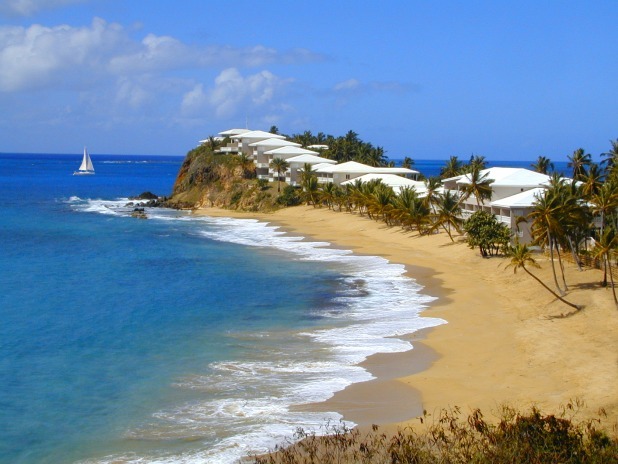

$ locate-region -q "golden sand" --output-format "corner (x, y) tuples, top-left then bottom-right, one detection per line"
(194, 205), (618, 428)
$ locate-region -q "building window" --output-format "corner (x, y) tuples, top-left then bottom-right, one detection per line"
(345, 174), (351, 180)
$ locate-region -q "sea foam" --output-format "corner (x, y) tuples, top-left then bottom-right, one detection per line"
(73, 200), (445, 464)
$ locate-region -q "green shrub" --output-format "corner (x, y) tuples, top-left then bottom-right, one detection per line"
(277, 185), (301, 206)
(252, 405), (618, 464)
(464, 210), (512, 257)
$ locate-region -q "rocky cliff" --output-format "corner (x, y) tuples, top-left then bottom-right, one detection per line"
(165, 144), (282, 211)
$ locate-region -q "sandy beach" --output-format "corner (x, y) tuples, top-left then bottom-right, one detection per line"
(194, 205), (618, 430)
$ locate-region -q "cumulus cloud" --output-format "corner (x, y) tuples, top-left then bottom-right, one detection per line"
(0, 0), (85, 16)
(181, 68), (293, 119)
(0, 18), (323, 93)
(0, 18), (130, 92)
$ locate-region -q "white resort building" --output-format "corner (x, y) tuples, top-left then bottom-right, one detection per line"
(202, 128), (582, 245)
(209, 128), (419, 189)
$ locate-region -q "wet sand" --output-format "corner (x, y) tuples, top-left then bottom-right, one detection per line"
(194, 205), (618, 428)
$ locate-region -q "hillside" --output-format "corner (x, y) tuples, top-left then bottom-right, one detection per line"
(165, 144), (288, 211)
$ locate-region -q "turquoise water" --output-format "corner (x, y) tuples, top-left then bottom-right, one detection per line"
(0, 154), (442, 463)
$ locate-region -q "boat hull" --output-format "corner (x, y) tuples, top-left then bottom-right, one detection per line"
(73, 171), (95, 176)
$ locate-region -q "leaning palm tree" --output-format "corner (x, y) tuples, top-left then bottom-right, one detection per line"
(269, 157), (289, 192)
(531, 156), (554, 174)
(528, 188), (567, 295)
(506, 243), (580, 310)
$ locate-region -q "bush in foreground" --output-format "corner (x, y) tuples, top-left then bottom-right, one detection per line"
(251, 405), (618, 463)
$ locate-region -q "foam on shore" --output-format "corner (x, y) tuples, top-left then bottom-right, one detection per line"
(71, 199), (445, 464)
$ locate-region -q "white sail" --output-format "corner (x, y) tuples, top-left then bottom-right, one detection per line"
(74, 147), (95, 175)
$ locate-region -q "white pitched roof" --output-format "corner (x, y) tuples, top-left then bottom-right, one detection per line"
(231, 130), (286, 140)
(340, 173), (426, 194)
(374, 167), (419, 175)
(218, 128), (250, 136)
(314, 161), (376, 174)
(491, 187), (544, 208)
(264, 146), (319, 156)
(248, 138), (301, 148)
(286, 154), (337, 165)
(311, 162), (336, 171)
(457, 167), (550, 187)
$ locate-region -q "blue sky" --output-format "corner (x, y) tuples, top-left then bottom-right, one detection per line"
(1, 0), (616, 161)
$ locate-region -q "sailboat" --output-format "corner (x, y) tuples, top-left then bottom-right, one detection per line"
(73, 147), (95, 175)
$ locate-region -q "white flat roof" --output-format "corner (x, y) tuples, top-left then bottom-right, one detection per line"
(248, 138), (301, 148)
(287, 154), (337, 165)
(231, 130), (285, 140)
(218, 128), (250, 136)
(314, 161), (375, 174)
(374, 167), (419, 174)
(264, 146), (319, 156)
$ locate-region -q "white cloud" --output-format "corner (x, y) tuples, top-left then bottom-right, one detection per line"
(0, 18), (130, 92)
(333, 77), (415, 95)
(181, 68), (292, 119)
(334, 78), (360, 91)
(0, 0), (85, 16)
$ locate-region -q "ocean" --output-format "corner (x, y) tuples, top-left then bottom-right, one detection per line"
(0, 153), (453, 463)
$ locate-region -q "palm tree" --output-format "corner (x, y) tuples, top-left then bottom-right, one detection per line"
(466, 154), (487, 172)
(528, 187), (567, 295)
(601, 139), (618, 181)
(393, 186), (431, 234)
(423, 176), (442, 212)
(458, 165), (494, 207)
(567, 148), (592, 181)
(531, 156), (554, 174)
(269, 157), (289, 192)
(402, 157), (415, 170)
(319, 182), (337, 209)
(269, 125), (280, 135)
(298, 163), (315, 187)
(303, 176), (320, 206)
(432, 191), (463, 242)
(580, 163), (603, 200)
(590, 180), (618, 236)
(506, 243), (580, 310)
(592, 226), (618, 305)
(440, 156), (462, 179)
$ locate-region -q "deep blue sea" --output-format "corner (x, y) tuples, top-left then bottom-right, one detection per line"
(1, 153), (454, 463)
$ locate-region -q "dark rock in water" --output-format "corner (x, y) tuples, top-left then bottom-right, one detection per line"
(133, 191), (158, 200)
(131, 207), (147, 219)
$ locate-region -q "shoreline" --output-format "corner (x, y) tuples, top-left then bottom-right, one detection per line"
(192, 205), (618, 430)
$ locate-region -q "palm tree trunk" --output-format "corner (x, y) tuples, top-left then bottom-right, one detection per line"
(554, 240), (569, 291)
(567, 235), (583, 271)
(547, 230), (565, 296)
(606, 253), (618, 307)
(523, 266), (580, 310)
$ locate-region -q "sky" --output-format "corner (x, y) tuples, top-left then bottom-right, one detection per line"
(1, 0), (617, 161)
